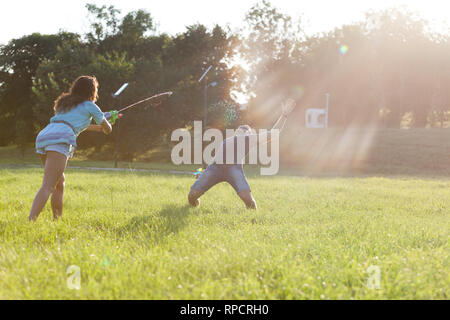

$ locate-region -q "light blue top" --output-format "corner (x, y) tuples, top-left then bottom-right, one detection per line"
(50, 101), (105, 136)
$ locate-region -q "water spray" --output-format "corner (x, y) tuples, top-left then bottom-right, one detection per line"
(105, 91), (173, 124)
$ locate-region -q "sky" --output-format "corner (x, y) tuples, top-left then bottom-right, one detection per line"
(1, 0), (449, 45)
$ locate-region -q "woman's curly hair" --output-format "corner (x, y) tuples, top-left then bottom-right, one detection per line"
(53, 76), (98, 114)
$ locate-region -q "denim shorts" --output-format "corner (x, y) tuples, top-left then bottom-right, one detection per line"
(191, 164), (251, 193)
(36, 143), (75, 159)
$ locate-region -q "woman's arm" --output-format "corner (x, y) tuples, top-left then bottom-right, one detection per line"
(86, 119), (113, 135)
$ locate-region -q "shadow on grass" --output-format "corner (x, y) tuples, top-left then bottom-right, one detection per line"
(116, 204), (194, 244)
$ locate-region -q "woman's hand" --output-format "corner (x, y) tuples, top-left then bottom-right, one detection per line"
(282, 98), (296, 117)
(100, 119), (113, 135)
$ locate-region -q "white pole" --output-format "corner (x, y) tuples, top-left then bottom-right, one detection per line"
(198, 65), (212, 83)
(325, 93), (330, 128)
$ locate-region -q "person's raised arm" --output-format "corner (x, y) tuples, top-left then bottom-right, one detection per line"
(271, 98), (296, 133)
(252, 98), (296, 148)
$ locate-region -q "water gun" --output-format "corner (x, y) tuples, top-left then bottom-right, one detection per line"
(193, 168), (204, 179)
(104, 111), (123, 125)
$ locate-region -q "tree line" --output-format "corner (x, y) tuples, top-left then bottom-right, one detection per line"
(0, 1), (449, 160)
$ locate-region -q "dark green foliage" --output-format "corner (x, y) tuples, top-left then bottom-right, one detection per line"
(0, 32), (80, 146)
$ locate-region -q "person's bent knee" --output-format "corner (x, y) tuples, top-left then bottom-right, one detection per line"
(245, 198), (257, 210)
(238, 191), (257, 210)
(188, 189), (202, 207)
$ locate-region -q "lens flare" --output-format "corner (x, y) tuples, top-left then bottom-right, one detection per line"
(294, 85), (305, 100)
(101, 256), (112, 267)
(339, 45), (349, 55)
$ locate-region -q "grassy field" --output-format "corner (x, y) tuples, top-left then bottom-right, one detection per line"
(0, 166), (448, 299)
(0, 128), (449, 299)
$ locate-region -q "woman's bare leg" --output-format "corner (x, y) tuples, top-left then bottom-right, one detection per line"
(29, 151), (67, 221)
(51, 173), (65, 220)
(39, 154), (66, 219)
(38, 154), (47, 166)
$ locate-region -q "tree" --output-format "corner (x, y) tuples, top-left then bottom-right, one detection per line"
(237, 0), (304, 128)
(28, 5), (237, 161)
(85, 3), (121, 44)
(0, 32), (79, 147)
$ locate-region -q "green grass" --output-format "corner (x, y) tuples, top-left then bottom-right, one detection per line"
(0, 128), (448, 299)
(0, 167), (448, 299)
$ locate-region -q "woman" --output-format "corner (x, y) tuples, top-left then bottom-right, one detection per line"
(29, 76), (112, 221)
